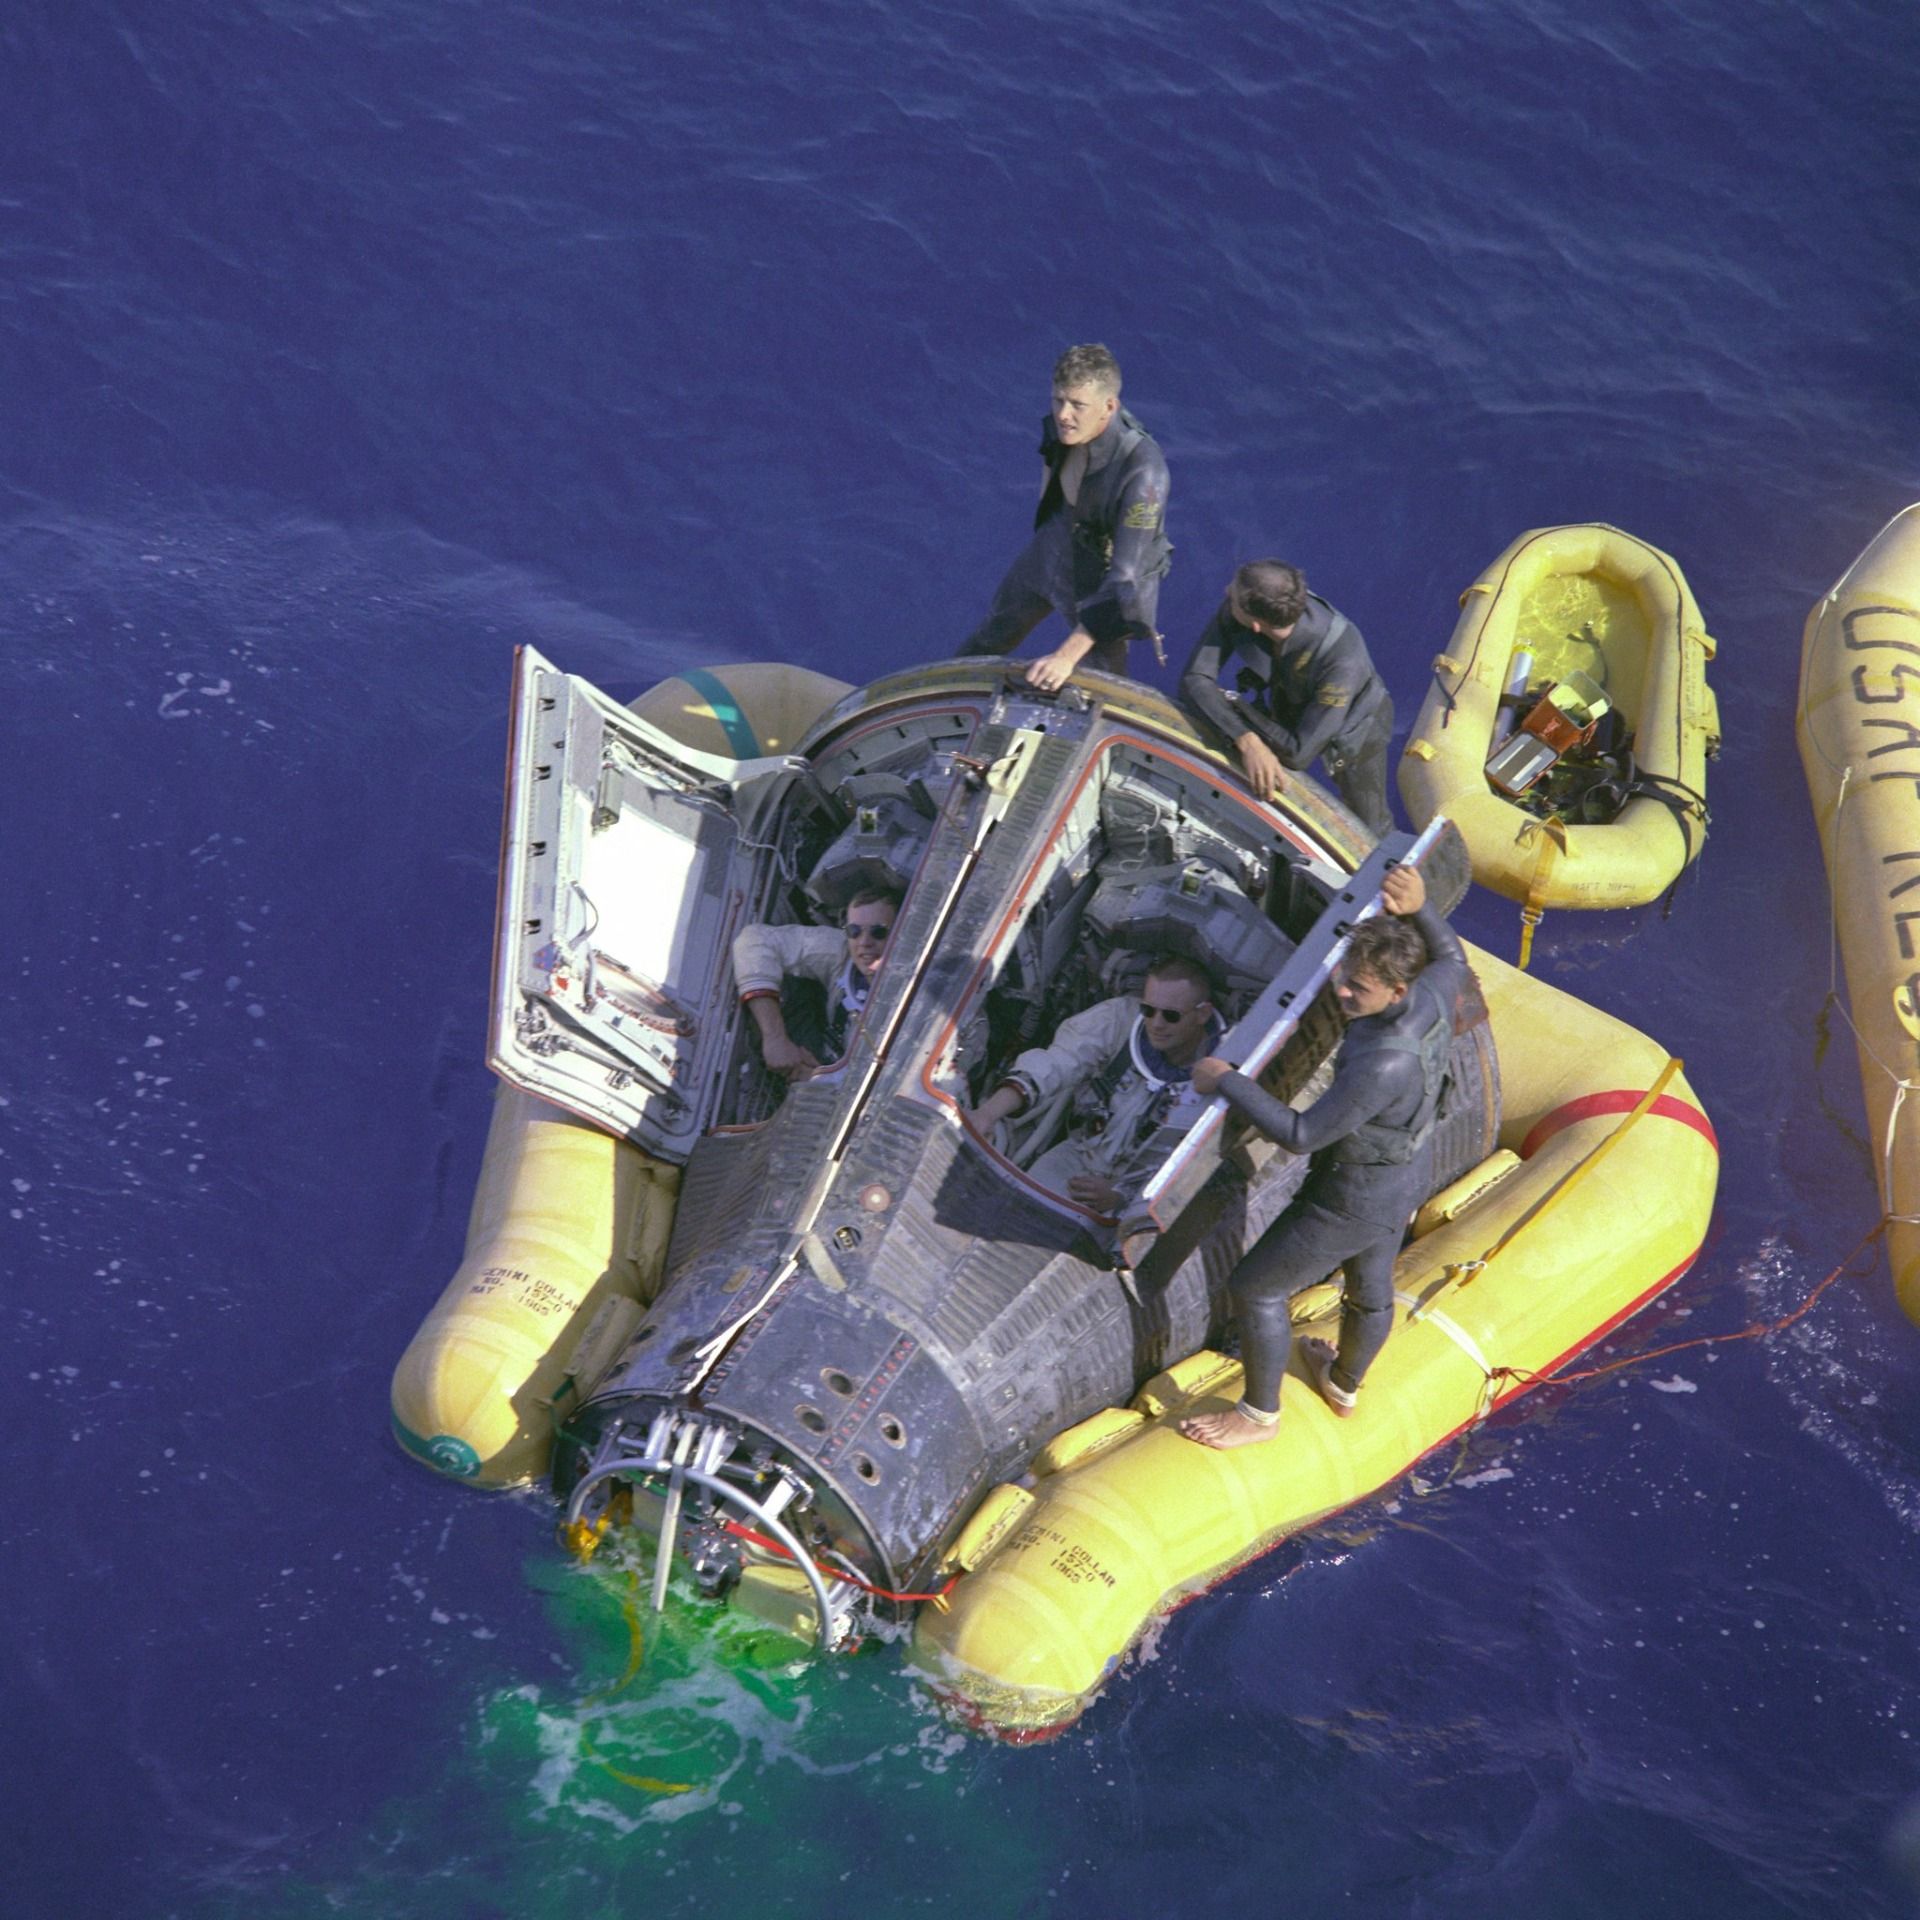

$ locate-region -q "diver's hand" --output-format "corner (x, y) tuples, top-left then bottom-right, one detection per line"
(1235, 732), (1287, 802)
(1024, 630), (1094, 692)
(762, 1035), (823, 1080)
(1380, 863), (1427, 917)
(1190, 1055), (1232, 1097)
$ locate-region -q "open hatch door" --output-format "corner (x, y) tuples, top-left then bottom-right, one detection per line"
(489, 647), (804, 1159)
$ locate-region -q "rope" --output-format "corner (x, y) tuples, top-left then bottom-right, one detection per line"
(1814, 764), (1920, 1221)
(1487, 1217), (1886, 1399)
(579, 1569), (650, 1706)
(1885, 1079), (1920, 1225)
(1411, 1219), (1886, 1497)
(1514, 813), (1567, 970)
(1622, 767), (1712, 918)
(1417, 1058), (1685, 1315)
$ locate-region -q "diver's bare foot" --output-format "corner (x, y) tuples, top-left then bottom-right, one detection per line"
(1302, 1337), (1359, 1417)
(1178, 1405), (1281, 1450)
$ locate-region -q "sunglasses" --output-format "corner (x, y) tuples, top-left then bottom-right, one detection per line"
(1138, 1002), (1191, 1024)
(844, 919), (893, 940)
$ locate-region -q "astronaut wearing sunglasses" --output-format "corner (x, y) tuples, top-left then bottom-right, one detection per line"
(966, 954), (1221, 1215)
(731, 886), (903, 1083)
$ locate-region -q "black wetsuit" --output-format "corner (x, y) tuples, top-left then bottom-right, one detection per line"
(1178, 594), (1394, 836)
(1213, 900), (1466, 1410)
(960, 407), (1171, 674)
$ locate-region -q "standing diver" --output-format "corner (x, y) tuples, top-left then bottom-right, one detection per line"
(959, 342), (1171, 691)
(1179, 860), (1466, 1448)
(1178, 559), (1395, 838)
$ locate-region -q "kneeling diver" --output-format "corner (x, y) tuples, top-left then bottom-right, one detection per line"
(1179, 861), (1465, 1448)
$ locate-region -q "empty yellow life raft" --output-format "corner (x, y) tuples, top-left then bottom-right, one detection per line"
(1399, 524), (1719, 963)
(1797, 500), (1920, 1327)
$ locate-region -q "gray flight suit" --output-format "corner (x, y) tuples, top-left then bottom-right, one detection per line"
(998, 995), (1213, 1206)
(732, 923), (869, 1064)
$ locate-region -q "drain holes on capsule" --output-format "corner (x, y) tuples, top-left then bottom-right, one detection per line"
(821, 1367), (857, 1397)
(796, 1405), (829, 1434)
(877, 1413), (907, 1449)
(852, 1454), (881, 1484)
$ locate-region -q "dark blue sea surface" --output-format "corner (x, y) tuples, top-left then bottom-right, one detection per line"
(5, 3), (1919, 1915)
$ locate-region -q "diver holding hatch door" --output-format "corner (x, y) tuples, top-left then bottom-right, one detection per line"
(1179, 859), (1467, 1448)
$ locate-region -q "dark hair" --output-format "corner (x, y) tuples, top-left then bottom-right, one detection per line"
(845, 885), (903, 916)
(1344, 916), (1429, 991)
(1227, 561), (1309, 632)
(1052, 343), (1122, 396)
(1144, 953), (1214, 1002)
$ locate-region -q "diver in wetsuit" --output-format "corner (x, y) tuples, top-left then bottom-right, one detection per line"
(1179, 862), (1464, 1449)
(731, 887), (902, 1082)
(959, 342), (1171, 692)
(1178, 560), (1394, 838)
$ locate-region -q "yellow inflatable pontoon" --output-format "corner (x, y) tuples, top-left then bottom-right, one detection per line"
(389, 661), (852, 1484)
(913, 941), (1718, 1736)
(395, 647), (1715, 1741)
(1399, 524), (1719, 964)
(1797, 501), (1920, 1327)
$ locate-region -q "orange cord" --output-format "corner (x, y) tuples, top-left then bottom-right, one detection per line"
(1487, 1218), (1886, 1398)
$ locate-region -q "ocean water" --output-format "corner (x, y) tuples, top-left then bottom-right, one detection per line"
(4, 2), (1918, 1915)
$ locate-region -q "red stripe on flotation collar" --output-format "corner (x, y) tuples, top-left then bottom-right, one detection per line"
(1521, 1091), (1719, 1161)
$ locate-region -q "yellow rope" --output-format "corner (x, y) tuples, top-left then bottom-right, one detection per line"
(1416, 1058), (1684, 1317)
(1514, 814), (1567, 971)
(580, 1568), (650, 1705)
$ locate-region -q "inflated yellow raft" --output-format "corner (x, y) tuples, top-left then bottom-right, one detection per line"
(912, 942), (1718, 1736)
(1797, 500), (1920, 1327)
(389, 660), (851, 1484)
(1399, 524), (1719, 962)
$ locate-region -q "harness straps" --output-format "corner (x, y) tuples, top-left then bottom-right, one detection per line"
(1074, 1020), (1184, 1146)
(1515, 813), (1568, 971)
(1077, 1029), (1140, 1122)
(1626, 770), (1711, 915)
